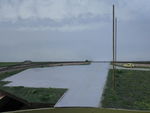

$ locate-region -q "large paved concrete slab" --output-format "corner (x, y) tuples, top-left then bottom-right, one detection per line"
(3, 63), (109, 107)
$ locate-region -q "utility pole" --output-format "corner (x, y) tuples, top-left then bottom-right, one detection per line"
(112, 4), (116, 90)
(115, 18), (117, 62)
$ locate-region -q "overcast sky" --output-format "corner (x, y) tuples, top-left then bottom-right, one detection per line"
(0, 0), (150, 61)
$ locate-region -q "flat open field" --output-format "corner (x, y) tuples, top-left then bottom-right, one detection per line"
(0, 62), (20, 67)
(102, 69), (150, 110)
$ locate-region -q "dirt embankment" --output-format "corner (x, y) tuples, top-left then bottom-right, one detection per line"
(0, 61), (91, 74)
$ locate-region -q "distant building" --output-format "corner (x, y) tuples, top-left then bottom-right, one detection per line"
(23, 60), (32, 64)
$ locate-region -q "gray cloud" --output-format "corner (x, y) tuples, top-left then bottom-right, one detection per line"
(0, 0), (150, 61)
(0, 0), (113, 31)
(0, 0), (112, 21)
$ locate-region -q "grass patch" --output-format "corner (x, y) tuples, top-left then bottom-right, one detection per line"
(0, 86), (66, 104)
(0, 69), (67, 104)
(102, 69), (150, 110)
(0, 70), (24, 81)
(0, 62), (20, 67)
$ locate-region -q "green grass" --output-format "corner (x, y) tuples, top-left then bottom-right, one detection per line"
(0, 62), (20, 67)
(0, 70), (24, 86)
(0, 86), (66, 104)
(0, 69), (67, 104)
(0, 70), (24, 81)
(102, 69), (150, 110)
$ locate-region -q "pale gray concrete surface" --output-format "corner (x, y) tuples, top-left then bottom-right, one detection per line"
(3, 63), (109, 107)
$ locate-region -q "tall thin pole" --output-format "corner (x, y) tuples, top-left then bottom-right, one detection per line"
(115, 18), (117, 62)
(112, 5), (115, 89)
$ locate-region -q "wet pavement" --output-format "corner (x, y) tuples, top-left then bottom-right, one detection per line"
(3, 63), (109, 107)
